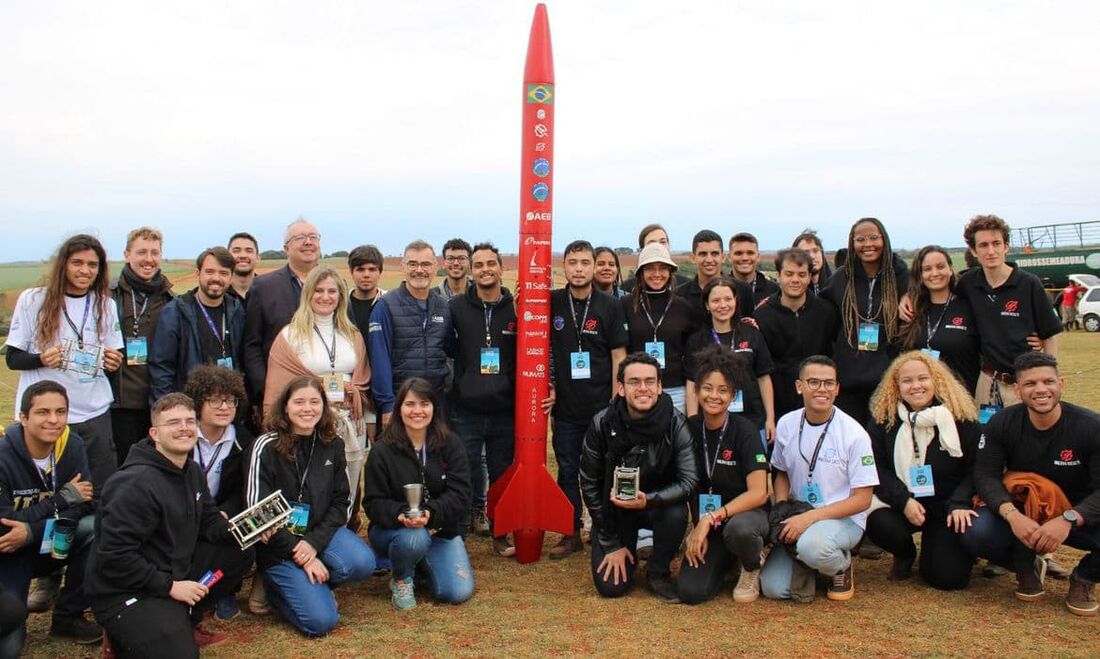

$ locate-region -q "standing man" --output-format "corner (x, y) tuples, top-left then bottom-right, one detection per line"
(226, 232), (261, 302)
(149, 247), (246, 400)
(549, 240), (628, 559)
(792, 230), (831, 297)
(579, 353), (697, 601)
(961, 352), (1100, 616)
(448, 243), (518, 556)
(0, 381), (100, 653)
(347, 244), (387, 341)
(437, 238), (472, 301)
(677, 230), (754, 329)
(243, 219), (322, 407)
(729, 232), (779, 307)
(761, 356), (878, 602)
(369, 240), (453, 426)
(754, 249), (838, 419)
(1059, 279), (1086, 332)
(110, 227), (175, 464)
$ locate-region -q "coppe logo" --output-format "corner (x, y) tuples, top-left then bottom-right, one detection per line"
(523, 310), (548, 323)
(532, 182), (549, 202)
(525, 211), (552, 222)
(533, 158), (551, 177)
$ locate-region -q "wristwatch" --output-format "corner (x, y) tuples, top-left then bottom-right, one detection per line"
(1062, 509), (1080, 525)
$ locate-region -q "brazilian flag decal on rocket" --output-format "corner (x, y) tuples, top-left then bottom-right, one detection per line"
(527, 84), (553, 104)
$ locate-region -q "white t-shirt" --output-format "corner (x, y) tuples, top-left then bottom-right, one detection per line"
(6, 287), (124, 423)
(771, 406), (880, 529)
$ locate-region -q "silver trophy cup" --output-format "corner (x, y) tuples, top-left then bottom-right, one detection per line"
(404, 483), (424, 519)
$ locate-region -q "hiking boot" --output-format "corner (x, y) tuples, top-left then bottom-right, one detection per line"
(1014, 555), (1047, 601)
(827, 564), (855, 601)
(1045, 555), (1072, 580)
(193, 624), (228, 649)
(470, 508), (490, 537)
(215, 594), (241, 621)
(49, 614), (102, 645)
(549, 534), (583, 560)
(390, 577), (417, 610)
(645, 571), (679, 603)
(247, 576), (270, 615)
(493, 535), (516, 558)
(888, 555), (914, 582)
(27, 573), (61, 612)
(857, 540), (884, 560)
(733, 567), (761, 603)
(983, 562), (1009, 578)
(1066, 573), (1099, 617)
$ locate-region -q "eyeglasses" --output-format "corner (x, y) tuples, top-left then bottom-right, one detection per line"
(853, 234), (882, 244)
(405, 261), (436, 271)
(287, 233), (321, 244)
(624, 377), (660, 389)
(444, 255), (469, 263)
(802, 378), (838, 391)
(204, 397), (239, 409)
(158, 418), (198, 430)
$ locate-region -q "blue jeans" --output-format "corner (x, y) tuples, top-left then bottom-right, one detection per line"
(449, 403), (514, 512)
(551, 416), (589, 532)
(958, 507), (1100, 582)
(262, 527), (376, 637)
(760, 517), (864, 600)
(368, 527), (474, 604)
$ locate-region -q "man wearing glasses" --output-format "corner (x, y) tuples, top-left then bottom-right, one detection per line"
(243, 219), (322, 411)
(436, 238), (473, 301)
(761, 355), (877, 602)
(369, 240), (454, 426)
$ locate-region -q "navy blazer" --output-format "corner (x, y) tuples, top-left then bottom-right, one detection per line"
(242, 266), (302, 402)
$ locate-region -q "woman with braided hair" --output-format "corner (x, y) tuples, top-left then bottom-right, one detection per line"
(820, 218), (908, 427)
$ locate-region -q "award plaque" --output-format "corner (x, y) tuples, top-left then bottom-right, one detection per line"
(228, 489), (293, 549)
(613, 466), (640, 501)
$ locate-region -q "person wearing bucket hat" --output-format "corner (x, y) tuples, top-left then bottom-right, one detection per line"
(623, 243), (694, 412)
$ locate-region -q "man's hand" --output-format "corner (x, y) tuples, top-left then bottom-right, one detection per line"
(102, 349), (123, 372)
(683, 520), (710, 568)
(904, 498), (926, 527)
(398, 510), (431, 529)
(259, 526), (280, 544)
(292, 539), (317, 567)
(778, 511), (816, 544)
(382, 412), (393, 428)
(303, 557), (330, 585)
(1006, 509), (1040, 546)
(609, 490), (647, 510)
(169, 580), (209, 606)
(1029, 517), (1072, 554)
(40, 345), (63, 370)
(596, 547), (634, 585)
(541, 386), (556, 416)
(1026, 333), (1043, 351)
(0, 519), (30, 553)
(899, 294), (915, 323)
(67, 472), (94, 502)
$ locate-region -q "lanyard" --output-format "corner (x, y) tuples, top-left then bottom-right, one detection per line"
(483, 300), (499, 348)
(130, 291), (150, 337)
(797, 410), (836, 483)
(294, 433), (318, 502)
(641, 292), (670, 341)
(195, 300), (228, 357)
(865, 275), (879, 317)
(62, 295), (92, 350)
(570, 294), (592, 350)
(710, 328), (735, 350)
(925, 294), (953, 347)
(702, 414), (730, 493)
(313, 324), (337, 369)
(35, 452), (57, 493)
(194, 439), (227, 476)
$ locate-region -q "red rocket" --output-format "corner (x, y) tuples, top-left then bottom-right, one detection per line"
(487, 3), (574, 564)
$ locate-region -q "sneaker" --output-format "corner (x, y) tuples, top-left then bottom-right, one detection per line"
(390, 577), (417, 610)
(27, 573), (61, 613)
(1014, 555), (1047, 601)
(1045, 555), (1072, 580)
(493, 535), (516, 558)
(856, 540), (884, 560)
(549, 534), (583, 560)
(247, 577), (270, 615)
(471, 508), (491, 537)
(827, 564), (855, 601)
(732, 567), (761, 603)
(193, 624), (228, 649)
(215, 594), (241, 621)
(887, 556), (914, 582)
(983, 562), (1009, 578)
(49, 614), (102, 645)
(644, 571), (680, 603)
(636, 529), (654, 561)
(1066, 573), (1099, 616)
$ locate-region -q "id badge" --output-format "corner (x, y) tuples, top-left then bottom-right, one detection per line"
(126, 336), (148, 366)
(216, 356), (234, 369)
(909, 464), (935, 498)
(570, 351), (591, 380)
(288, 502), (311, 535)
(39, 517), (55, 555)
(921, 348), (940, 361)
(857, 322), (880, 351)
(644, 341), (666, 368)
(323, 372), (345, 403)
(728, 389), (745, 413)
(699, 493), (721, 516)
(979, 404), (1001, 424)
(801, 482), (823, 507)
(480, 347), (501, 375)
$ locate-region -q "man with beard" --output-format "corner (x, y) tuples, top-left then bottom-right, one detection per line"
(676, 230), (754, 329)
(149, 247), (245, 400)
(728, 232), (779, 307)
(436, 238), (472, 301)
(792, 230), (831, 297)
(226, 232), (260, 302)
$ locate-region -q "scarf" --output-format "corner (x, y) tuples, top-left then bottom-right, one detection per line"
(893, 403), (962, 490)
(263, 331), (372, 429)
(611, 392), (674, 451)
(121, 263), (169, 297)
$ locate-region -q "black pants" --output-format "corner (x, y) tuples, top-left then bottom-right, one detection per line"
(866, 504), (973, 590)
(0, 584), (28, 659)
(71, 411), (117, 492)
(111, 407), (152, 466)
(95, 541), (252, 658)
(678, 508), (771, 605)
(589, 503), (688, 598)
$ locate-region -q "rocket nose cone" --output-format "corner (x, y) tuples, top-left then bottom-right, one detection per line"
(523, 3), (554, 82)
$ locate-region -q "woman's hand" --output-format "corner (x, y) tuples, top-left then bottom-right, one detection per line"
(40, 345), (63, 369)
(303, 557), (329, 585)
(946, 508), (978, 533)
(399, 510), (431, 528)
(903, 498), (926, 527)
(102, 348), (123, 372)
(684, 519), (711, 568)
(292, 539), (317, 566)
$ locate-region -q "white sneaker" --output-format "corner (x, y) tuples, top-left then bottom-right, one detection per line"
(733, 567), (761, 603)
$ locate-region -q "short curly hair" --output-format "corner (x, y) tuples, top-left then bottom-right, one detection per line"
(183, 365), (247, 411)
(963, 214), (1010, 249)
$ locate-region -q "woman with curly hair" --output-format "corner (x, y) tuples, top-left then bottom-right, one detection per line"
(865, 351), (980, 590)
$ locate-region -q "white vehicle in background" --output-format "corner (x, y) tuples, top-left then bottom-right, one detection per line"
(1078, 283), (1100, 332)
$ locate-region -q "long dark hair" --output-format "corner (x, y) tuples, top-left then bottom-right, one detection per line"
(265, 376), (339, 462)
(379, 377), (453, 452)
(900, 245), (957, 350)
(840, 218), (901, 347)
(593, 246), (622, 292)
(37, 234), (111, 347)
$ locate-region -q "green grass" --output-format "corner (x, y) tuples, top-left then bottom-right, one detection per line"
(5, 334), (1100, 657)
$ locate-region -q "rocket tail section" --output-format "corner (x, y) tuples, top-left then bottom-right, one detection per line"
(488, 460), (574, 563)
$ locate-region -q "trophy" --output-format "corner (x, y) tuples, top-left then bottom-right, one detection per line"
(404, 483), (425, 519)
(613, 466), (640, 501)
(228, 490), (293, 549)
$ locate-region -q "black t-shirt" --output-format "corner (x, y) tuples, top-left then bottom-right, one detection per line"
(745, 271), (780, 307)
(196, 300), (230, 363)
(550, 288), (629, 421)
(910, 295), (981, 394)
(753, 294), (839, 417)
(623, 291), (694, 388)
(683, 325), (775, 427)
(688, 412), (768, 513)
(348, 294), (380, 354)
(676, 277), (756, 333)
(956, 265), (1062, 374)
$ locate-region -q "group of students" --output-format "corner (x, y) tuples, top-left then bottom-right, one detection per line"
(0, 211), (1097, 657)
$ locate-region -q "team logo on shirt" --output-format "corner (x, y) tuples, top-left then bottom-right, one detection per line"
(722, 449), (733, 461)
(944, 316), (968, 331)
(1001, 300), (1021, 318)
(1055, 449), (1081, 467)
(504, 321), (517, 335)
(584, 319), (599, 331)
(552, 316), (566, 331)
(738, 341), (750, 350)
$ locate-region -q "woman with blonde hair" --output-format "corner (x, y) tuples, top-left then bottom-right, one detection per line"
(865, 351), (981, 590)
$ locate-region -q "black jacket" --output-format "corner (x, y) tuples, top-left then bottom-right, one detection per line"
(868, 416), (979, 513)
(579, 395), (698, 552)
(243, 266), (303, 402)
(148, 290), (246, 402)
(245, 431), (350, 569)
(0, 424), (94, 551)
(85, 439), (233, 611)
(449, 286), (517, 412)
(753, 293), (839, 417)
(362, 433), (472, 539)
(109, 267), (175, 410)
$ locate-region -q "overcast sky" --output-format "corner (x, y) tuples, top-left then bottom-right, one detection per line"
(2, 1), (1098, 261)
